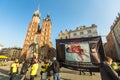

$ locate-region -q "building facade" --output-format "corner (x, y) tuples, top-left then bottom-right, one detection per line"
(9, 48), (22, 60)
(21, 8), (52, 57)
(58, 24), (98, 39)
(103, 43), (109, 56)
(110, 13), (120, 60)
(105, 31), (118, 60)
(0, 47), (21, 60)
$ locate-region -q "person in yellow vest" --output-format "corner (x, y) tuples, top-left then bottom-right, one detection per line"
(9, 58), (19, 80)
(30, 58), (39, 80)
(41, 58), (50, 80)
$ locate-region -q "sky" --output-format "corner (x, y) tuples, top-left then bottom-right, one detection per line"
(0, 0), (120, 48)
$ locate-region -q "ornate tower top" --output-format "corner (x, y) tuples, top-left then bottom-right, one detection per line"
(33, 7), (41, 19)
(32, 8), (41, 23)
(43, 13), (51, 21)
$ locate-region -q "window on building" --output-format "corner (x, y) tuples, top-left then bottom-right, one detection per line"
(44, 32), (47, 35)
(73, 33), (77, 36)
(60, 37), (62, 39)
(80, 32), (83, 35)
(87, 30), (91, 33)
(45, 29), (47, 31)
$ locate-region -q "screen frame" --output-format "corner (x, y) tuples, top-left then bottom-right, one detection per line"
(56, 36), (105, 68)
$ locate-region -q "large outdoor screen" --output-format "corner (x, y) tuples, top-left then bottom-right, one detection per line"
(65, 42), (91, 62)
(64, 40), (100, 64)
(56, 36), (104, 64)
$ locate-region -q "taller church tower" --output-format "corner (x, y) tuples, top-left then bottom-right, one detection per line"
(21, 8), (52, 57)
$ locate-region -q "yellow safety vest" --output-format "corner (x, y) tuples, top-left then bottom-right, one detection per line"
(111, 63), (119, 71)
(30, 63), (39, 76)
(11, 62), (19, 73)
(41, 62), (49, 72)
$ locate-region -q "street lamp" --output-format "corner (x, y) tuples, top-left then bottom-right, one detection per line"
(34, 35), (39, 59)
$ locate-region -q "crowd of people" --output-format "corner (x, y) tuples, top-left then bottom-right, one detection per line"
(8, 55), (120, 80)
(9, 56), (60, 80)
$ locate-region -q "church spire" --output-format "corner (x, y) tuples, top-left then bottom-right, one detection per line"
(32, 7), (41, 23)
(33, 7), (41, 19)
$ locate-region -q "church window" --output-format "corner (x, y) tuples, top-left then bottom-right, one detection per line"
(45, 32), (47, 35)
(45, 29), (47, 31)
(45, 28), (48, 32)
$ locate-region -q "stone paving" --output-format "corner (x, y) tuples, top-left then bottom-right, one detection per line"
(0, 61), (11, 80)
(0, 61), (102, 80)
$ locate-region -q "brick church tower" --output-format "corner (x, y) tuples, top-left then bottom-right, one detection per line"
(39, 14), (52, 47)
(21, 8), (52, 57)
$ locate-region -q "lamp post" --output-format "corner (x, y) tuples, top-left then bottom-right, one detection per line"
(34, 35), (39, 59)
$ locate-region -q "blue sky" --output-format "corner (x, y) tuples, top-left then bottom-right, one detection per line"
(0, 0), (120, 48)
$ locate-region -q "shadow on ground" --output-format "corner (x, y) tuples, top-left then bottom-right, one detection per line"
(0, 75), (9, 80)
(60, 69), (95, 76)
(60, 69), (79, 75)
(61, 77), (72, 80)
(0, 68), (9, 75)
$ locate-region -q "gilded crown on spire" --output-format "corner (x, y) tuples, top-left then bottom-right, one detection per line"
(33, 8), (41, 18)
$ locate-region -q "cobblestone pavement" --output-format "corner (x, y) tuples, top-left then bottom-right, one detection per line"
(0, 61), (12, 80)
(0, 61), (102, 80)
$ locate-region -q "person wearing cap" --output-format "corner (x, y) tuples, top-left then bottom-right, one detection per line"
(51, 57), (60, 80)
(30, 59), (39, 80)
